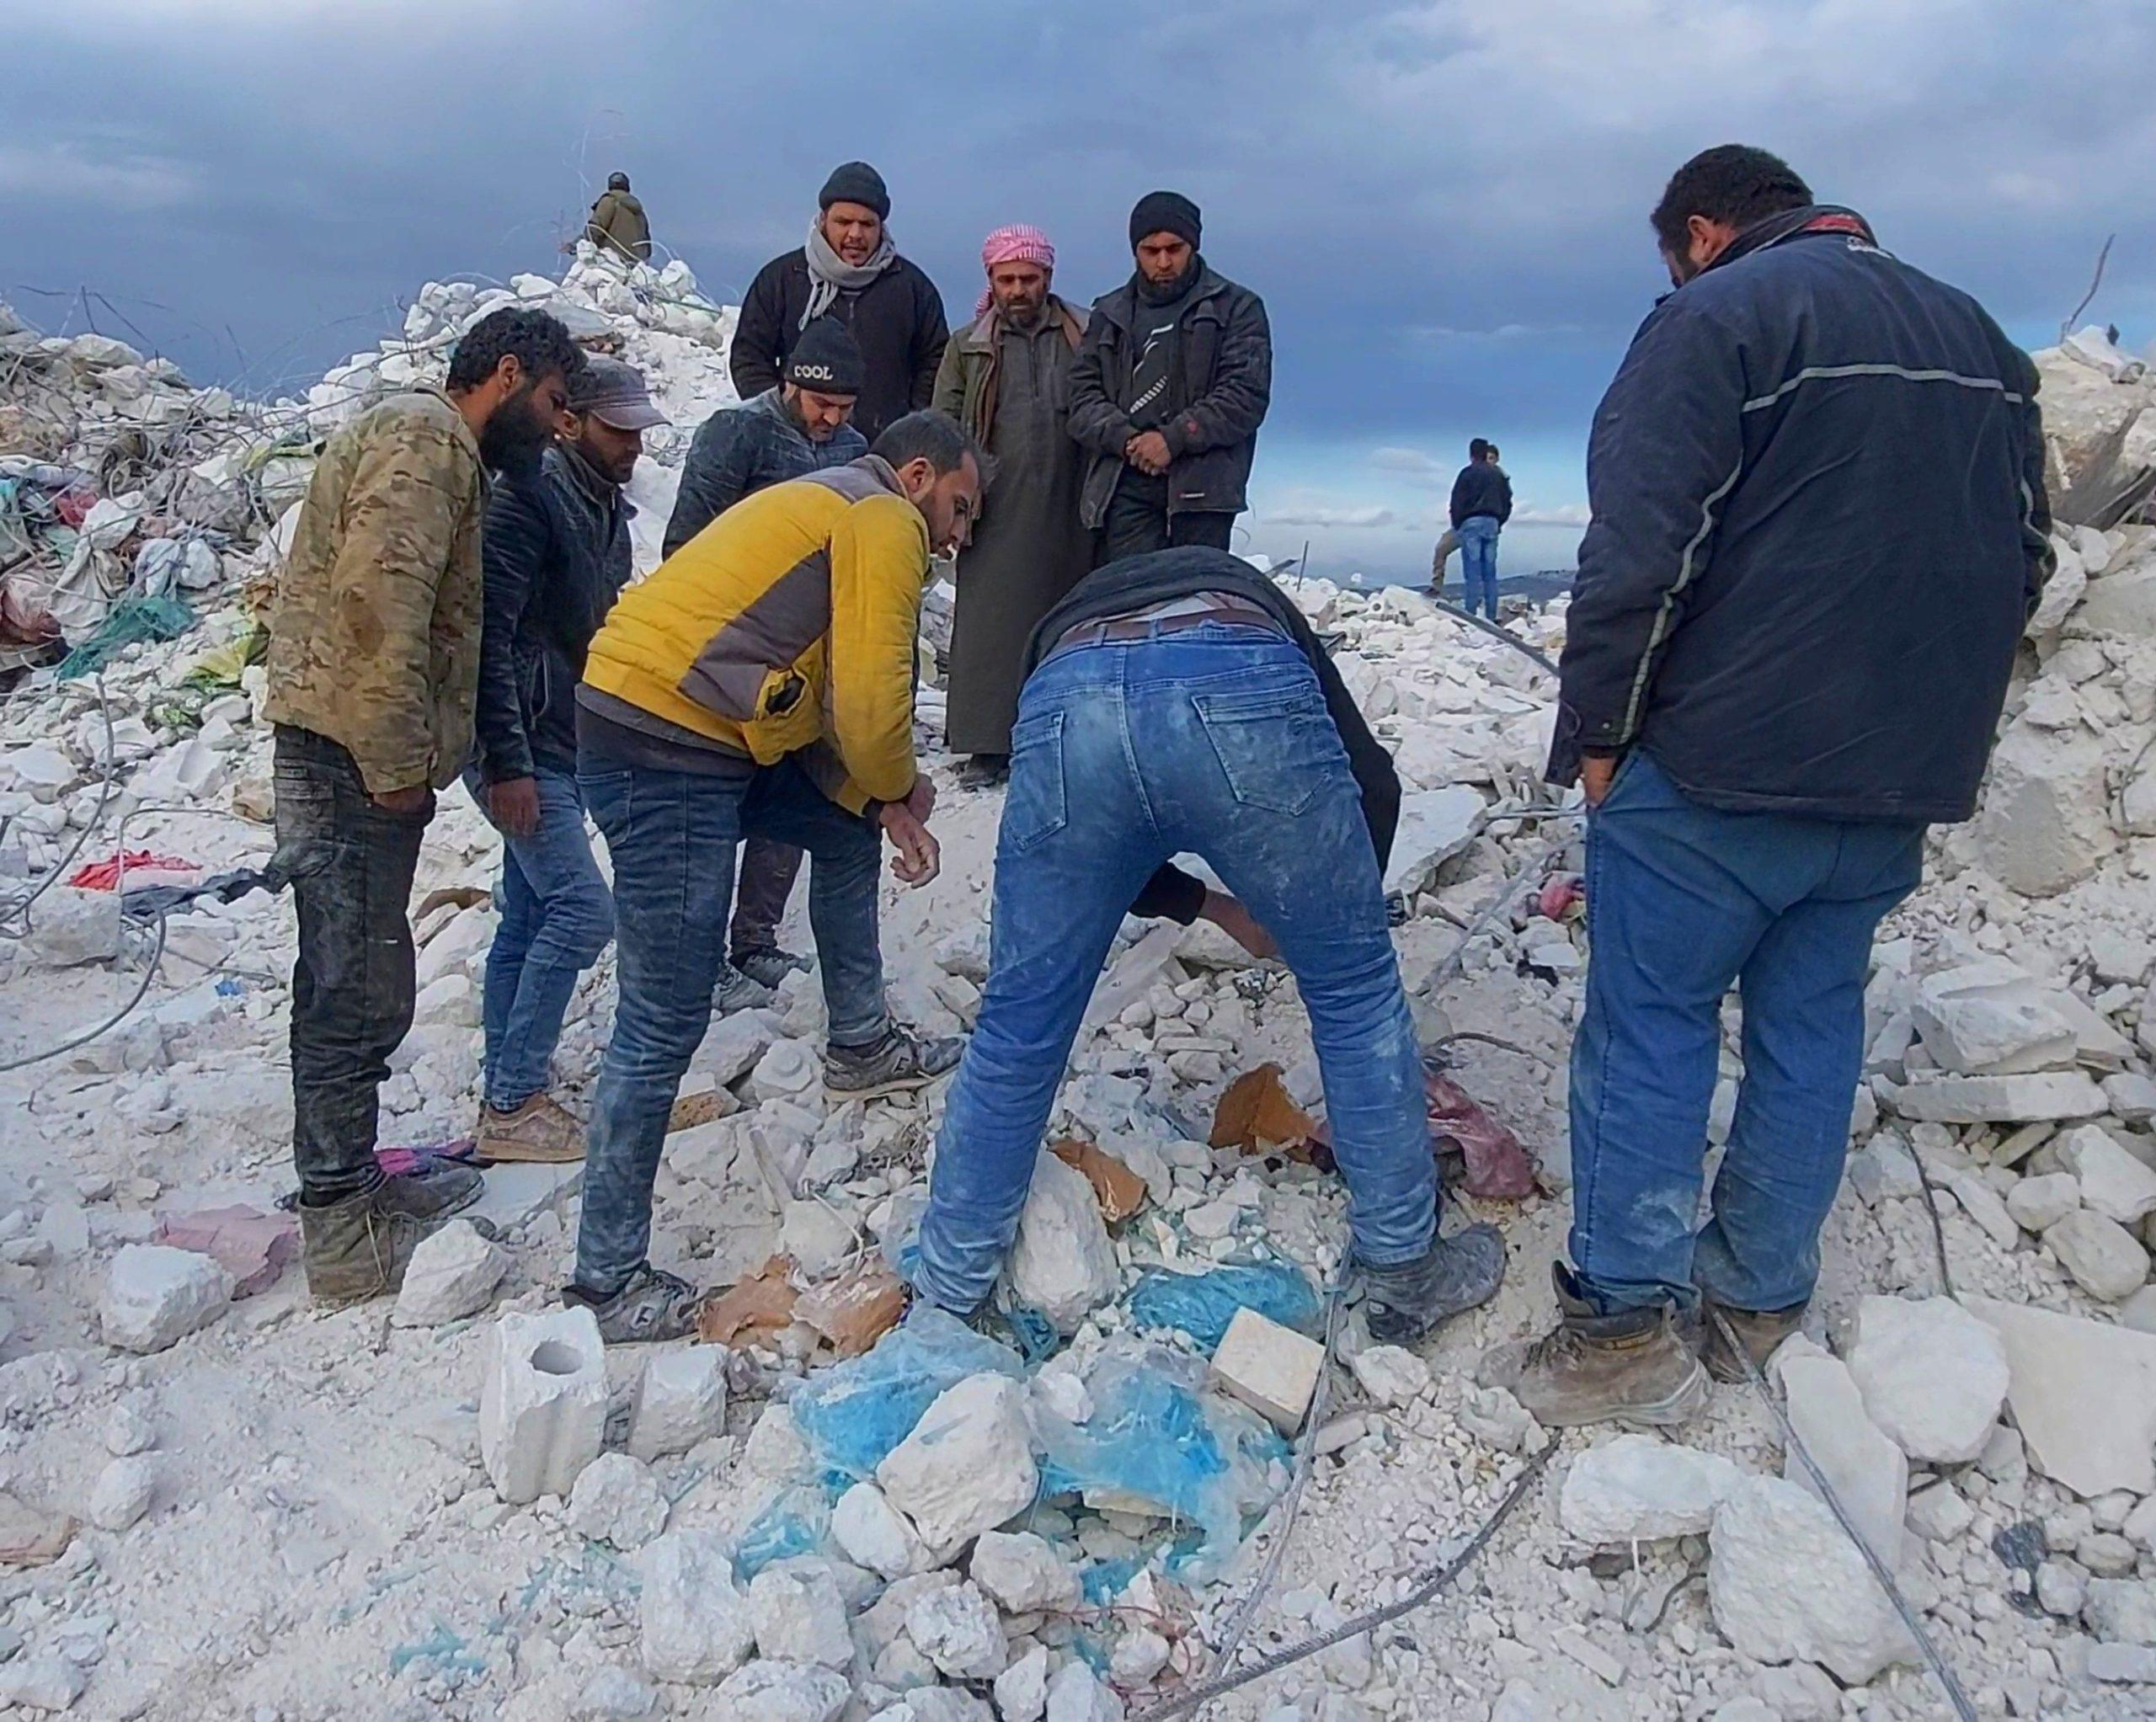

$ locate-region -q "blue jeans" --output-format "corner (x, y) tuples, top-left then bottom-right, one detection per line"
(915, 624), (1438, 1317)
(574, 754), (890, 1294)
(1457, 516), (1501, 620)
(1568, 751), (1924, 1316)
(466, 767), (614, 1110)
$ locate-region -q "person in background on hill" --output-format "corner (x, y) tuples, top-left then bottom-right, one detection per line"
(912, 545), (1506, 1343)
(730, 163), (949, 444)
(265, 307), (581, 1303)
(1480, 144), (2052, 1427)
(467, 356), (663, 1166)
(569, 411), (984, 1341)
(1450, 438), (1512, 621)
(666, 318), (872, 1010)
(584, 173), (652, 265)
(1069, 192), (1272, 562)
(932, 224), (1093, 784)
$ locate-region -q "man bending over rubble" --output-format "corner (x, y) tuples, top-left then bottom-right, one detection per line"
(1481, 146), (2052, 1426)
(913, 545), (1507, 1346)
(568, 409), (985, 1341)
(264, 307), (582, 1303)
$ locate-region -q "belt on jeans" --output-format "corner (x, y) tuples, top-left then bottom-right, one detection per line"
(1047, 605), (1283, 657)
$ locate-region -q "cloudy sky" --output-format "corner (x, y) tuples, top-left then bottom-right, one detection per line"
(5, 0), (2152, 583)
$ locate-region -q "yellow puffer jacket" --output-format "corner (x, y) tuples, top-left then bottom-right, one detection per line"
(582, 456), (927, 812)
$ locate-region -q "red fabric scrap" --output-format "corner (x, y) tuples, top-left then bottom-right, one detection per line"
(68, 851), (199, 892)
(1426, 1072), (1539, 1199)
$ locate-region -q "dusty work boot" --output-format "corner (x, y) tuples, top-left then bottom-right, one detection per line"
(956, 754), (1010, 790)
(712, 959), (775, 1015)
(1360, 1223), (1508, 1345)
(563, 1263), (704, 1345)
(475, 1094), (585, 1165)
(825, 1026), (965, 1101)
(1476, 1265), (1710, 1429)
(1692, 1296), (1808, 1384)
(299, 1168), (483, 1306)
(734, 946), (810, 991)
(378, 1158), (485, 1223)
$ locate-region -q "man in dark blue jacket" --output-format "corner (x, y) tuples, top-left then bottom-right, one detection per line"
(467, 357), (661, 1164)
(1449, 438), (1513, 621)
(1481, 147), (2052, 1428)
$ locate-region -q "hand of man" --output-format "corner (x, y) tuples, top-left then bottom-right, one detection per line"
(1125, 430), (1171, 476)
(486, 776), (543, 837)
(904, 776), (937, 823)
(1200, 889), (1280, 960)
(371, 786), (434, 817)
(1580, 755), (1620, 808)
(878, 802), (941, 887)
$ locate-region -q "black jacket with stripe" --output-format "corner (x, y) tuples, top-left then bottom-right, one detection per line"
(1551, 207), (2052, 824)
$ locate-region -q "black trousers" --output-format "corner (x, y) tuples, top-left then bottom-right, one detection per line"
(1101, 482), (1236, 563)
(730, 836), (804, 960)
(272, 726), (430, 1202)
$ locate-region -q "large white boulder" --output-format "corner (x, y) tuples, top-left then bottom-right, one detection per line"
(1844, 1295), (2008, 1464)
(99, 1245), (231, 1353)
(876, 1373), (1038, 1560)
(1008, 1151), (1118, 1335)
(1559, 1434), (1742, 1543)
(639, 1530), (755, 1682)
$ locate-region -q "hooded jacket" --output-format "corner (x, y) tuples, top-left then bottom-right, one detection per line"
(586, 189), (651, 263)
(665, 390), (869, 558)
(1552, 207), (2052, 824)
(1067, 265), (1272, 527)
(731, 250), (949, 443)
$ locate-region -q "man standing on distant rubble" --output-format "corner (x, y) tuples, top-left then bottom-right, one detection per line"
(913, 544), (1507, 1344)
(1480, 146), (2052, 1426)
(568, 410), (985, 1341)
(467, 356), (664, 1165)
(932, 223), (1094, 782)
(730, 163), (949, 444)
(1069, 192), (1272, 562)
(265, 308), (583, 1303)
(665, 318), (872, 1011)
(584, 173), (652, 265)
(1450, 438), (1512, 621)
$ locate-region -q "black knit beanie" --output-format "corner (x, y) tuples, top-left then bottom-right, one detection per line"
(819, 162), (891, 221)
(786, 317), (866, 397)
(1129, 190), (1201, 252)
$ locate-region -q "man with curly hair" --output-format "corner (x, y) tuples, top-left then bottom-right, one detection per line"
(264, 307), (584, 1304)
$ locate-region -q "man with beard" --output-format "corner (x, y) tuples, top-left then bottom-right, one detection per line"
(264, 307), (582, 1303)
(467, 357), (664, 1165)
(667, 318), (872, 1009)
(931, 224), (1093, 781)
(1069, 192), (1273, 561)
(730, 162), (949, 444)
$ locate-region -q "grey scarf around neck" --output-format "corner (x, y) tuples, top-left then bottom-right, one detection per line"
(802, 215), (899, 328)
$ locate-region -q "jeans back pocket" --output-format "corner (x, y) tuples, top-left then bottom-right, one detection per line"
(1000, 710), (1069, 856)
(1193, 684), (1338, 816)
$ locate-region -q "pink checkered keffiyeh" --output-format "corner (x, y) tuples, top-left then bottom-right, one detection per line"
(975, 224), (1055, 315)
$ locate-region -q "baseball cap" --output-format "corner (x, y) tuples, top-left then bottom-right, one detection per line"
(568, 355), (667, 430)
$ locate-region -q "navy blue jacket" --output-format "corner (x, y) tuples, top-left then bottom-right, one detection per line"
(664, 389), (868, 557)
(1450, 461), (1513, 528)
(1552, 208), (2052, 824)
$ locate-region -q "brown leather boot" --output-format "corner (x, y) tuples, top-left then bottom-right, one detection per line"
(300, 1165), (488, 1305)
(1693, 1297), (1807, 1384)
(476, 1094), (585, 1165)
(1476, 1265), (1710, 1430)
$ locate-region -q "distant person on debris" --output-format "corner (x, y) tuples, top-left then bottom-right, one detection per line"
(912, 545), (1506, 1344)
(264, 308), (581, 1304)
(569, 410), (985, 1341)
(1479, 146), (2052, 1427)
(666, 318), (873, 1011)
(730, 162), (949, 443)
(931, 223), (1094, 783)
(584, 173), (652, 265)
(1449, 438), (1512, 621)
(467, 356), (664, 1165)
(1069, 192), (1273, 561)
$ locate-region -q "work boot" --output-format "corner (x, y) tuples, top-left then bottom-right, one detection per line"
(1692, 1296), (1808, 1384)
(299, 1167), (484, 1306)
(475, 1094), (585, 1165)
(734, 946), (810, 991)
(564, 1262), (704, 1345)
(1360, 1223), (1508, 1346)
(956, 754), (1010, 790)
(825, 1026), (965, 1101)
(713, 959), (775, 1015)
(1476, 1265), (1710, 1429)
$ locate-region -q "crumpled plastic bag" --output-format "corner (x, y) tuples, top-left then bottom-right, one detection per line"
(788, 1307), (1023, 1482)
(1124, 1262), (1320, 1351)
(732, 1485), (833, 1581)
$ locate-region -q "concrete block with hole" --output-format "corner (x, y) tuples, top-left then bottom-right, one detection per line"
(479, 1305), (608, 1503)
(1209, 1306), (1324, 1433)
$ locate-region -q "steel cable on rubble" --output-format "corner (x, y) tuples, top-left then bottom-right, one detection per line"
(1423, 597), (1562, 680)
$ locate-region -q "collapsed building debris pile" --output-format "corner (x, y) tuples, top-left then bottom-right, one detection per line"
(0, 264), (2153, 1719)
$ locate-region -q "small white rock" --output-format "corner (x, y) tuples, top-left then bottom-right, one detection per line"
(1560, 1434), (1742, 1542)
(749, 1564), (853, 1670)
(971, 1529), (1081, 1614)
(568, 1453), (669, 1550)
(1346, 1344), (1431, 1407)
(391, 1218), (507, 1326)
(906, 1580), (1007, 1680)
(87, 1456), (157, 1533)
(99, 1244), (230, 1353)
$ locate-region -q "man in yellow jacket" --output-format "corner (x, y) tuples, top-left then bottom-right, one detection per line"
(570, 409), (985, 1341)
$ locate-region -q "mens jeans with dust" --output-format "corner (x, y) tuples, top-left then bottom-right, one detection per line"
(573, 754), (889, 1295)
(1567, 749), (1924, 1317)
(915, 624), (1438, 1317)
(464, 766), (613, 1111)
(1456, 515), (1502, 621)
(272, 725), (430, 1204)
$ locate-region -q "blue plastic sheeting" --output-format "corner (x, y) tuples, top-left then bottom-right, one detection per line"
(789, 1307), (1023, 1482)
(732, 1485), (834, 1581)
(1123, 1261), (1321, 1351)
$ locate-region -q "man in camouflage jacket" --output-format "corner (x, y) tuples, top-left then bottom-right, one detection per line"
(264, 307), (581, 1305)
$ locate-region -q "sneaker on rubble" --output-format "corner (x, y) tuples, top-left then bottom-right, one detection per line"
(475, 1093), (585, 1165)
(1359, 1223), (1508, 1346)
(299, 1165), (490, 1306)
(824, 1025), (965, 1101)
(564, 1262), (704, 1345)
(734, 946), (810, 991)
(713, 959), (776, 1015)
(1475, 1263), (1710, 1430)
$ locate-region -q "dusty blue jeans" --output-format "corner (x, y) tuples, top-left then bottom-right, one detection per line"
(1568, 750), (1924, 1315)
(1457, 515), (1502, 620)
(915, 624), (1437, 1316)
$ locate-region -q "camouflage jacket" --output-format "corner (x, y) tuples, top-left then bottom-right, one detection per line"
(263, 387), (487, 793)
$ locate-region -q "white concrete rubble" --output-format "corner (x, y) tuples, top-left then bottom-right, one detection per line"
(1560, 1433), (1743, 1543)
(709, 1658), (850, 1721)
(749, 1563), (853, 1670)
(87, 1454), (158, 1533)
(1211, 1306), (1325, 1432)
(627, 1346), (727, 1461)
(99, 1243), (231, 1353)
(639, 1529), (756, 1682)
(1008, 1149), (1118, 1333)
(970, 1530), (1081, 1614)
(390, 1218), (507, 1326)
(567, 1452), (669, 1549)
(833, 1480), (927, 1580)
(1844, 1294), (2008, 1463)
(479, 1305), (609, 1504)
(907, 1579), (1007, 1679)
(1775, 1343), (1907, 1568)
(876, 1373), (1038, 1559)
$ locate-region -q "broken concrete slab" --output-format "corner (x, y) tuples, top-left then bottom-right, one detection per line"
(1383, 786), (1487, 896)
(1775, 1346), (1905, 1568)
(1886, 1069), (2110, 1125)
(876, 1373), (1038, 1560)
(1970, 1295), (2156, 1495)
(2045, 1208), (2150, 1301)
(1211, 1306), (1325, 1434)
(2057, 1123), (2156, 1224)
(479, 1305), (609, 1505)
(1844, 1295), (2008, 1464)
(1560, 1434), (1742, 1543)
